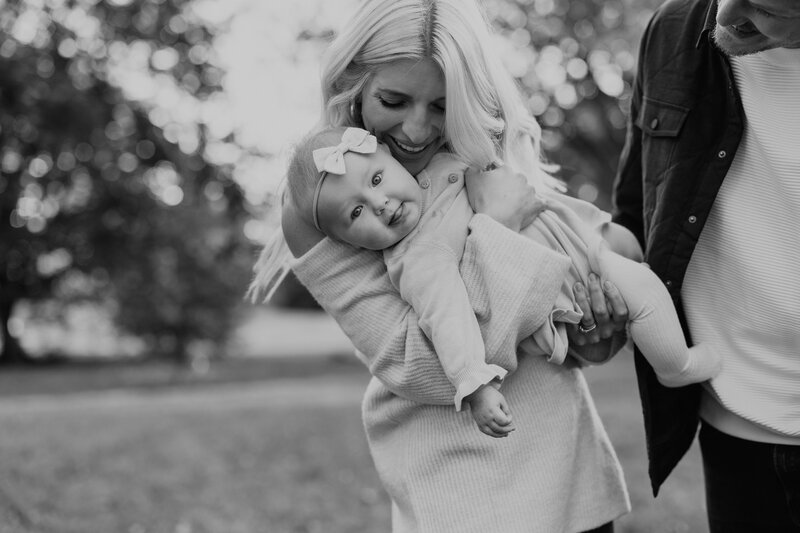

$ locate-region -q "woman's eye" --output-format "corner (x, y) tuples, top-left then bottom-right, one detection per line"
(378, 97), (404, 108)
(371, 173), (382, 186)
(350, 206), (363, 219)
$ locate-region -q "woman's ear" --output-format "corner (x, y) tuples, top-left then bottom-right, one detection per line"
(350, 99), (363, 126)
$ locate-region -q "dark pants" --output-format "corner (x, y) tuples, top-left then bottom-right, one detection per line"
(699, 422), (800, 533)
(582, 522), (613, 533)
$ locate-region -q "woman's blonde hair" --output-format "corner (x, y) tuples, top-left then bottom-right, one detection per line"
(247, 127), (345, 302)
(321, 0), (552, 187)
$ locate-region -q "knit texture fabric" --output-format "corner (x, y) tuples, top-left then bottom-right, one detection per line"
(683, 47), (800, 442)
(292, 214), (630, 532)
(384, 154), (573, 409)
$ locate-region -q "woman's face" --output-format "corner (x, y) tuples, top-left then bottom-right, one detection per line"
(360, 58), (447, 176)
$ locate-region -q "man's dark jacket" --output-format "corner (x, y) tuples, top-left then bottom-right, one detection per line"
(612, 0), (744, 495)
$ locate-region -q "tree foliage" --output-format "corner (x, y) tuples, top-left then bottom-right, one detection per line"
(0, 0), (251, 363)
(487, 0), (664, 208)
(0, 0), (669, 359)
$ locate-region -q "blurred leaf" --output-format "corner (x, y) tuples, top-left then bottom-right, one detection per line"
(489, 0), (665, 208)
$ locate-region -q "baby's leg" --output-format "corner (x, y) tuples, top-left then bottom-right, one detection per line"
(594, 247), (722, 387)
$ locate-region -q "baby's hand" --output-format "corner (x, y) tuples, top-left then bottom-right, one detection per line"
(465, 384), (515, 438)
(465, 165), (546, 232)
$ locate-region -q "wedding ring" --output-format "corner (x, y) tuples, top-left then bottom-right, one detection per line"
(578, 322), (597, 334)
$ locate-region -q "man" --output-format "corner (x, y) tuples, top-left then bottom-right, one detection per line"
(613, 0), (800, 531)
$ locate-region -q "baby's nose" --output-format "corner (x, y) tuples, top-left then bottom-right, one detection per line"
(372, 198), (389, 214)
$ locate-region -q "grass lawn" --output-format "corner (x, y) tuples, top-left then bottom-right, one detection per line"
(0, 351), (707, 533)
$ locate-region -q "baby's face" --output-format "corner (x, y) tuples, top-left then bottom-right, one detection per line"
(316, 145), (423, 250)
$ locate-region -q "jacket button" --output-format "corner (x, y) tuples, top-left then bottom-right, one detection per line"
(420, 179), (430, 189)
(664, 280), (673, 288)
(688, 215), (697, 223)
(718, 150), (727, 158)
(650, 118), (659, 130)
(448, 174), (458, 184)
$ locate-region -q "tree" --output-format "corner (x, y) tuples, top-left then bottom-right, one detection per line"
(0, 0), (251, 363)
(489, 0), (665, 208)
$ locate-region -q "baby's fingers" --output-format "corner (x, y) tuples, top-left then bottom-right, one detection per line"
(486, 419), (515, 437)
(498, 397), (512, 418)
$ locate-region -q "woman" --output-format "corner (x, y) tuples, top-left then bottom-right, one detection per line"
(279, 0), (631, 531)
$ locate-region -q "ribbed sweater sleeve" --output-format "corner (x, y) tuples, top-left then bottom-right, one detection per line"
(293, 237), (453, 405)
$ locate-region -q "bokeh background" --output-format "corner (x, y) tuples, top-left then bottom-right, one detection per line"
(0, 0), (710, 531)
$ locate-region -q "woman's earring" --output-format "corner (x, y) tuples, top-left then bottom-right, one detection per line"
(350, 99), (362, 125)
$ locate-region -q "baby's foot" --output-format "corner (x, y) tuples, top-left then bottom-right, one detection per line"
(657, 343), (722, 388)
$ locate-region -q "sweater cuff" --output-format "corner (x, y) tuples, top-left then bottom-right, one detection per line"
(453, 364), (508, 412)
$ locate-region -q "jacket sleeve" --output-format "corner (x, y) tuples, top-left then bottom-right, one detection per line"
(611, 27), (646, 249)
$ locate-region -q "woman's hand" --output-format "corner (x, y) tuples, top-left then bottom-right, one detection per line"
(465, 165), (547, 232)
(568, 275), (629, 347)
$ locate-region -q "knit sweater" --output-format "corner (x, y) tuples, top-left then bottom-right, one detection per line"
(293, 211), (630, 532)
(683, 46), (800, 443)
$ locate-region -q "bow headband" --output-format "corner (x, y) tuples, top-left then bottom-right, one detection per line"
(311, 127), (378, 232)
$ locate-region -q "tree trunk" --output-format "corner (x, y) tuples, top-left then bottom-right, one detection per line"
(0, 289), (28, 366)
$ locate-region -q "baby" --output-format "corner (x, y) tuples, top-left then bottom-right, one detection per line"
(261, 126), (721, 438)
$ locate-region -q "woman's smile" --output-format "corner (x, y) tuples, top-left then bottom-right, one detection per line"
(391, 137), (431, 154)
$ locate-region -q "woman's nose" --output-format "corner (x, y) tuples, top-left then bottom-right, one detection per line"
(403, 107), (435, 144)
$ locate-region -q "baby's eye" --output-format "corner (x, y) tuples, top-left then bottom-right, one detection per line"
(350, 206), (363, 219)
(371, 173), (382, 186)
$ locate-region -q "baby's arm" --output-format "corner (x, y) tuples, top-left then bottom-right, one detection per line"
(464, 165), (548, 232)
(464, 382), (515, 438)
(388, 242), (507, 411)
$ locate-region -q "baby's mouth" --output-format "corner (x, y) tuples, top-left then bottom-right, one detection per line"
(388, 203), (404, 225)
